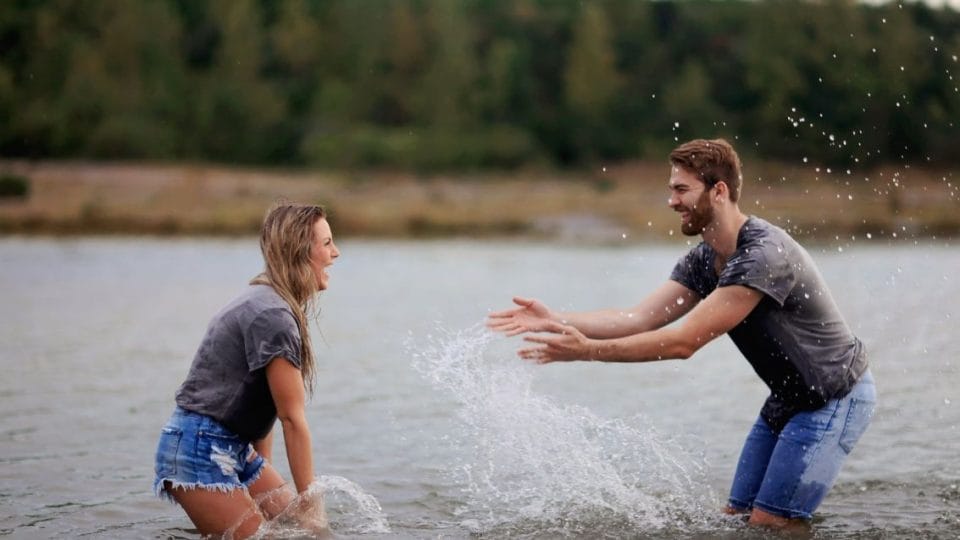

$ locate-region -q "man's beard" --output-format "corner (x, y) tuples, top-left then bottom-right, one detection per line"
(680, 189), (715, 236)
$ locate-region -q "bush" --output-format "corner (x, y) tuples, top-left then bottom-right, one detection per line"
(301, 124), (542, 172)
(0, 174), (29, 198)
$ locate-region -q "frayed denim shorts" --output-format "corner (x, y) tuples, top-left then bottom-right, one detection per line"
(153, 406), (265, 502)
(728, 370), (876, 520)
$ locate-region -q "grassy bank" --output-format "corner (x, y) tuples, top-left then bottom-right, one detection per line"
(0, 160), (956, 242)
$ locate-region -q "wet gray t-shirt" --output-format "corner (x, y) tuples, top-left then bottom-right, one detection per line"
(176, 284), (302, 441)
(670, 216), (867, 432)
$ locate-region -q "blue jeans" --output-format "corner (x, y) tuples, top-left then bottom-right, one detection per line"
(153, 407), (265, 502)
(728, 370), (876, 520)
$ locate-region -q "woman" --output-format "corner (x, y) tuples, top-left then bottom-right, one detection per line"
(153, 203), (339, 538)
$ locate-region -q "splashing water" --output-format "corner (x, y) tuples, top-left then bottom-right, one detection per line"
(411, 325), (723, 538)
(240, 475), (390, 539)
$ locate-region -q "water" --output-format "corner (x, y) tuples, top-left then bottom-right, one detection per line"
(0, 237), (958, 538)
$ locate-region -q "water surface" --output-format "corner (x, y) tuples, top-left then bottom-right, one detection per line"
(0, 237), (957, 538)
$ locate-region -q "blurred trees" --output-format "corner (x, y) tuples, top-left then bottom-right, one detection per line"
(1, 0), (958, 170)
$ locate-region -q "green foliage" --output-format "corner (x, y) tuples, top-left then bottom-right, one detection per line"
(0, 174), (29, 198)
(301, 124), (539, 171)
(1, 0), (959, 169)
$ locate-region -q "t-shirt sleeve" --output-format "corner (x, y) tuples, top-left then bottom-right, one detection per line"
(718, 239), (795, 306)
(245, 308), (303, 371)
(669, 245), (713, 299)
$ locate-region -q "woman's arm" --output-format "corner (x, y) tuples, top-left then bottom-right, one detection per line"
(266, 358), (314, 494)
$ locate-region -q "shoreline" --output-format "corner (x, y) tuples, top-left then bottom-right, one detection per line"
(1, 159), (957, 241)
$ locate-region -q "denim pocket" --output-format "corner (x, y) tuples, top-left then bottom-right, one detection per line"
(838, 398), (875, 454)
(155, 427), (183, 476)
(198, 430), (245, 476)
(782, 401), (839, 446)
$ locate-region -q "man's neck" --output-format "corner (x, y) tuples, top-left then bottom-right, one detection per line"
(702, 209), (748, 260)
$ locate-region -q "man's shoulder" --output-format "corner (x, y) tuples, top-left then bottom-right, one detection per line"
(738, 216), (800, 254)
(744, 215), (798, 240)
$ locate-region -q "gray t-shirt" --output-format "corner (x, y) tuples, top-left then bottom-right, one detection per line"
(176, 284), (302, 441)
(670, 216), (868, 432)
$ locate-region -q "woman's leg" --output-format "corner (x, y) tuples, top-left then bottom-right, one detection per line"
(247, 459), (330, 536)
(169, 484), (263, 539)
(247, 460), (295, 519)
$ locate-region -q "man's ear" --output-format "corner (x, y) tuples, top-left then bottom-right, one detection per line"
(715, 181), (728, 201)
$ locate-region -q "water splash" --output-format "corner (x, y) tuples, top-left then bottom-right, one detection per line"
(316, 475), (391, 535)
(411, 324), (722, 537)
(243, 475), (390, 539)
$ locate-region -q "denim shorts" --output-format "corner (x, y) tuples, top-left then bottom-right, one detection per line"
(728, 370), (876, 520)
(153, 406), (265, 502)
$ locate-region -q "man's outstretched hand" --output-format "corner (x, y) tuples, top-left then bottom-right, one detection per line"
(486, 296), (556, 336)
(518, 320), (594, 364)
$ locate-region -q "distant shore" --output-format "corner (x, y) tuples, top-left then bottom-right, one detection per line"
(0, 159), (956, 242)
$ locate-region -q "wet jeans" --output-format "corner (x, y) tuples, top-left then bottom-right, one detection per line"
(728, 370), (876, 519)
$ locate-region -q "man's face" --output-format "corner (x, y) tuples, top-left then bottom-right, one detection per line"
(667, 166), (715, 236)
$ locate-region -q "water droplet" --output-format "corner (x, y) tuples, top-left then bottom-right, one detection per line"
(676, 298), (685, 305)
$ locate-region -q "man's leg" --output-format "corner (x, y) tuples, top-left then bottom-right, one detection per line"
(727, 416), (778, 514)
(750, 378), (875, 525)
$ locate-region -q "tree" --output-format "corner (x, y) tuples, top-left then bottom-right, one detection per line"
(563, 3), (622, 161)
(195, 0), (286, 163)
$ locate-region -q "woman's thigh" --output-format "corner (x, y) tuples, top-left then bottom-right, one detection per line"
(170, 485), (262, 539)
(247, 460), (295, 519)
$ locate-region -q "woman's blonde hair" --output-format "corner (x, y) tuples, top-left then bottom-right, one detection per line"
(250, 202), (327, 393)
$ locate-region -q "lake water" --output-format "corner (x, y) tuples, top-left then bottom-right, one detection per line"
(0, 236), (957, 539)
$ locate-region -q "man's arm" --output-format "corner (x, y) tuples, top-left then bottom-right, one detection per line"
(572, 280), (701, 338)
(488, 281), (700, 339)
(519, 285), (763, 363)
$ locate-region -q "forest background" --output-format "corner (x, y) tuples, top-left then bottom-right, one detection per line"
(0, 0), (958, 240)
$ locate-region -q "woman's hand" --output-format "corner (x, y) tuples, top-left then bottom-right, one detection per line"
(486, 297), (557, 336)
(286, 491), (331, 538)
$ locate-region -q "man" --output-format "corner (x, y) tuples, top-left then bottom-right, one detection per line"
(487, 138), (875, 528)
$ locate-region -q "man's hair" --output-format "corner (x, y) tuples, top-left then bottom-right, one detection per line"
(250, 201), (327, 394)
(669, 138), (743, 202)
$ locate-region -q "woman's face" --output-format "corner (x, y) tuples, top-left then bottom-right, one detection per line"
(309, 218), (339, 291)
